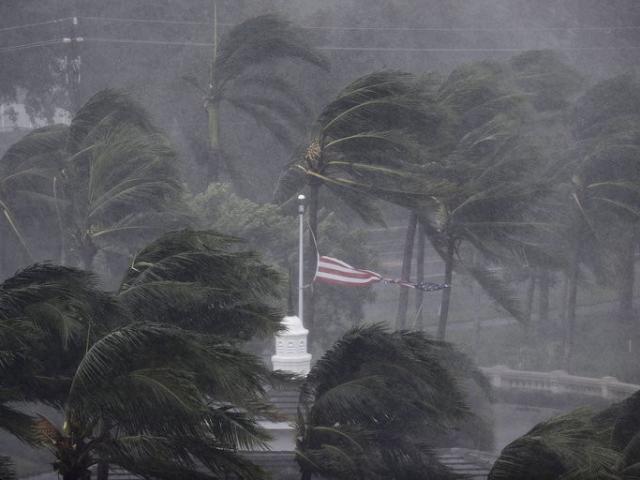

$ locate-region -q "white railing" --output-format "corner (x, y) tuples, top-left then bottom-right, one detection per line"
(480, 365), (639, 401)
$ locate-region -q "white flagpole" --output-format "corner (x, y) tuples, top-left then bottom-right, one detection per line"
(297, 194), (305, 323)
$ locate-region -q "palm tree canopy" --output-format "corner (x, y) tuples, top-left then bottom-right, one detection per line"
(489, 391), (640, 479)
(275, 71), (445, 225)
(118, 229), (285, 340)
(212, 14), (328, 97)
(0, 259), (280, 480)
(0, 89), (187, 272)
(296, 324), (489, 479)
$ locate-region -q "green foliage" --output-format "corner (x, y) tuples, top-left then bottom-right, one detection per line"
(489, 391), (640, 480)
(275, 70), (442, 221)
(191, 184), (378, 353)
(188, 13), (329, 182)
(0, 89), (188, 279)
(0, 456), (15, 480)
(119, 229), (285, 341)
(297, 324), (490, 479)
(0, 252), (281, 479)
(313, 212), (378, 353)
(191, 182), (296, 264)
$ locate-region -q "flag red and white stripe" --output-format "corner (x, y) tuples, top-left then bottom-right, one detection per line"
(314, 256), (382, 287)
(314, 255), (450, 292)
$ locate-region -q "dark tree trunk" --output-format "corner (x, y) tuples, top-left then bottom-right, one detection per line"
(306, 181), (320, 346)
(525, 273), (536, 325)
(396, 212), (417, 329)
(563, 243), (580, 373)
(97, 462), (108, 480)
(537, 270), (551, 339)
(80, 238), (97, 271)
(62, 469), (91, 480)
(522, 273), (536, 369)
(206, 102), (221, 181)
(437, 237), (455, 340)
(618, 227), (635, 325)
(415, 221), (426, 331)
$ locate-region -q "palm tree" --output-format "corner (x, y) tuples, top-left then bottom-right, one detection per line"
(528, 72), (640, 372)
(410, 52), (582, 341)
(413, 60), (542, 340)
(275, 71), (445, 333)
(0, 124), (67, 271)
(0, 261), (279, 480)
(183, 11), (328, 182)
(489, 391), (640, 479)
(567, 72), (640, 368)
(0, 89), (186, 273)
(295, 324), (490, 480)
(38, 323), (275, 480)
(118, 229), (285, 340)
(0, 264), (122, 477)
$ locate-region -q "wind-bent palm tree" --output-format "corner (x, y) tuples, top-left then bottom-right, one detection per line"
(0, 90), (186, 273)
(37, 323), (275, 480)
(409, 52), (582, 340)
(275, 71), (445, 333)
(183, 11), (328, 182)
(0, 264), (122, 478)
(118, 229), (285, 340)
(296, 324), (490, 480)
(0, 124), (67, 270)
(0, 259), (280, 480)
(489, 390), (640, 479)
(411, 60), (541, 340)
(561, 72), (640, 370)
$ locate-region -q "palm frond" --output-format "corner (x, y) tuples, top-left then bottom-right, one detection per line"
(215, 14), (328, 88)
(0, 456), (15, 480)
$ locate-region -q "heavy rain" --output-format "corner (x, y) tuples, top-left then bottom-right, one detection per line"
(1, 1), (640, 479)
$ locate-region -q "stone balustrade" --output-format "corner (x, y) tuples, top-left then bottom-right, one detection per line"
(480, 365), (639, 401)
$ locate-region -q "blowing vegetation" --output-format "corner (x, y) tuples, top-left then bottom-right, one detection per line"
(1, 0), (639, 479)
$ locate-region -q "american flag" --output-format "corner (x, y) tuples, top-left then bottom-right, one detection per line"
(314, 256), (449, 292)
(315, 256), (383, 286)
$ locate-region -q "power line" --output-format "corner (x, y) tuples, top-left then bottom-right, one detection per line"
(79, 15), (640, 33)
(81, 16), (214, 27)
(317, 45), (640, 52)
(1, 35), (638, 55)
(0, 39), (64, 53)
(85, 37), (214, 48)
(81, 37), (640, 53)
(0, 18), (71, 34)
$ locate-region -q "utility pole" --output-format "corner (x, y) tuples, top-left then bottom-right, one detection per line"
(62, 15), (82, 113)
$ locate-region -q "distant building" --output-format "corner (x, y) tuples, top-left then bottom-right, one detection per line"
(0, 102), (71, 154)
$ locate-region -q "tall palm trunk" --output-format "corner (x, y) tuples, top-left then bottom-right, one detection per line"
(206, 103), (222, 180)
(618, 226), (635, 325)
(97, 462), (108, 480)
(62, 468), (91, 480)
(437, 237), (455, 340)
(306, 180), (320, 344)
(537, 270), (551, 339)
(617, 225), (636, 363)
(396, 212), (417, 329)
(415, 222), (426, 330)
(563, 241), (580, 372)
(522, 273), (536, 368)
(79, 237), (97, 271)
